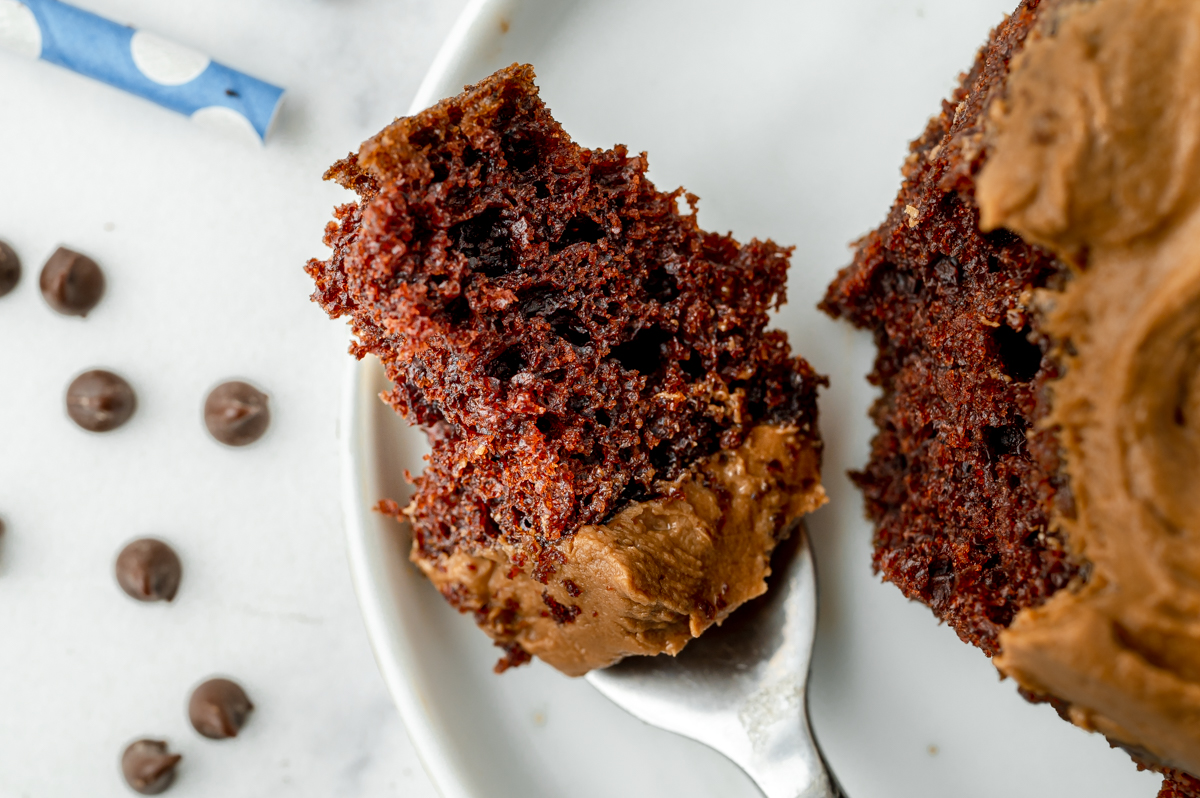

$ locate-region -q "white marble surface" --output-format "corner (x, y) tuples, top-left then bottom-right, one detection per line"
(0, 1), (469, 794)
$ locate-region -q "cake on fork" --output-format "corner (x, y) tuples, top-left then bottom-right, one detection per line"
(307, 64), (827, 676)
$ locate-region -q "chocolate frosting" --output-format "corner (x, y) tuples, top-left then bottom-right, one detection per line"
(413, 423), (825, 676)
(978, 0), (1200, 774)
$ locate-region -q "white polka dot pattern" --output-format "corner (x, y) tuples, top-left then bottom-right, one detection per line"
(0, 0), (41, 59)
(129, 30), (210, 86)
(0, 0), (284, 143)
(191, 105), (264, 147)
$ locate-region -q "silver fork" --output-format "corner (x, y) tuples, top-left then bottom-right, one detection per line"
(586, 524), (845, 798)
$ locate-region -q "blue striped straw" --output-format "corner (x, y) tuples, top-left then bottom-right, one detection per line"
(0, 0), (285, 143)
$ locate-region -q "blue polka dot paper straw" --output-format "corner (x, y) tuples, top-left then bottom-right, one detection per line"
(0, 0), (284, 143)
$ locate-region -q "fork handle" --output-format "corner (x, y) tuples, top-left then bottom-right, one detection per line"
(739, 707), (845, 798)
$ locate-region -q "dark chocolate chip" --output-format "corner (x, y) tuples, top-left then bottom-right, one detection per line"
(121, 739), (181, 795)
(188, 678), (253, 739)
(40, 247), (105, 316)
(66, 370), (136, 432)
(115, 539), (182, 602)
(0, 241), (20, 297)
(204, 381), (269, 446)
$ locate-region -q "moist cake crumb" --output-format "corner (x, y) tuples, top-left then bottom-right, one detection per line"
(307, 63), (827, 673)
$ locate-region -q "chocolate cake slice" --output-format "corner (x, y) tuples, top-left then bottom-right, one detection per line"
(307, 64), (826, 676)
(823, 0), (1200, 793)
(823, 0), (1073, 667)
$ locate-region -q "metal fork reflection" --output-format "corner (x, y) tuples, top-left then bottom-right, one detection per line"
(586, 524), (844, 798)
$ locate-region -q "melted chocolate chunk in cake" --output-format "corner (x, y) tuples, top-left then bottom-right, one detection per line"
(307, 64), (826, 675)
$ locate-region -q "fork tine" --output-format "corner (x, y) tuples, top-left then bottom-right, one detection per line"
(587, 525), (843, 797)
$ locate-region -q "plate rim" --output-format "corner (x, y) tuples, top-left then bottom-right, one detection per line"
(337, 5), (512, 798)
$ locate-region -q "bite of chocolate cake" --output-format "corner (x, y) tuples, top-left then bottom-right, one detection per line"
(307, 64), (827, 676)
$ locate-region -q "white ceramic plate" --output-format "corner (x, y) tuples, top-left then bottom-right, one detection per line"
(340, 1), (1165, 796)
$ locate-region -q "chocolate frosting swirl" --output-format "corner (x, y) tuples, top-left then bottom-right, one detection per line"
(978, 0), (1200, 775)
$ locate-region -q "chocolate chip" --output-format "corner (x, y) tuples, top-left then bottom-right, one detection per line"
(204, 381), (269, 446)
(121, 739), (181, 795)
(115, 539), (182, 602)
(40, 247), (105, 316)
(0, 241), (20, 298)
(188, 678), (253, 739)
(66, 370), (136, 432)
